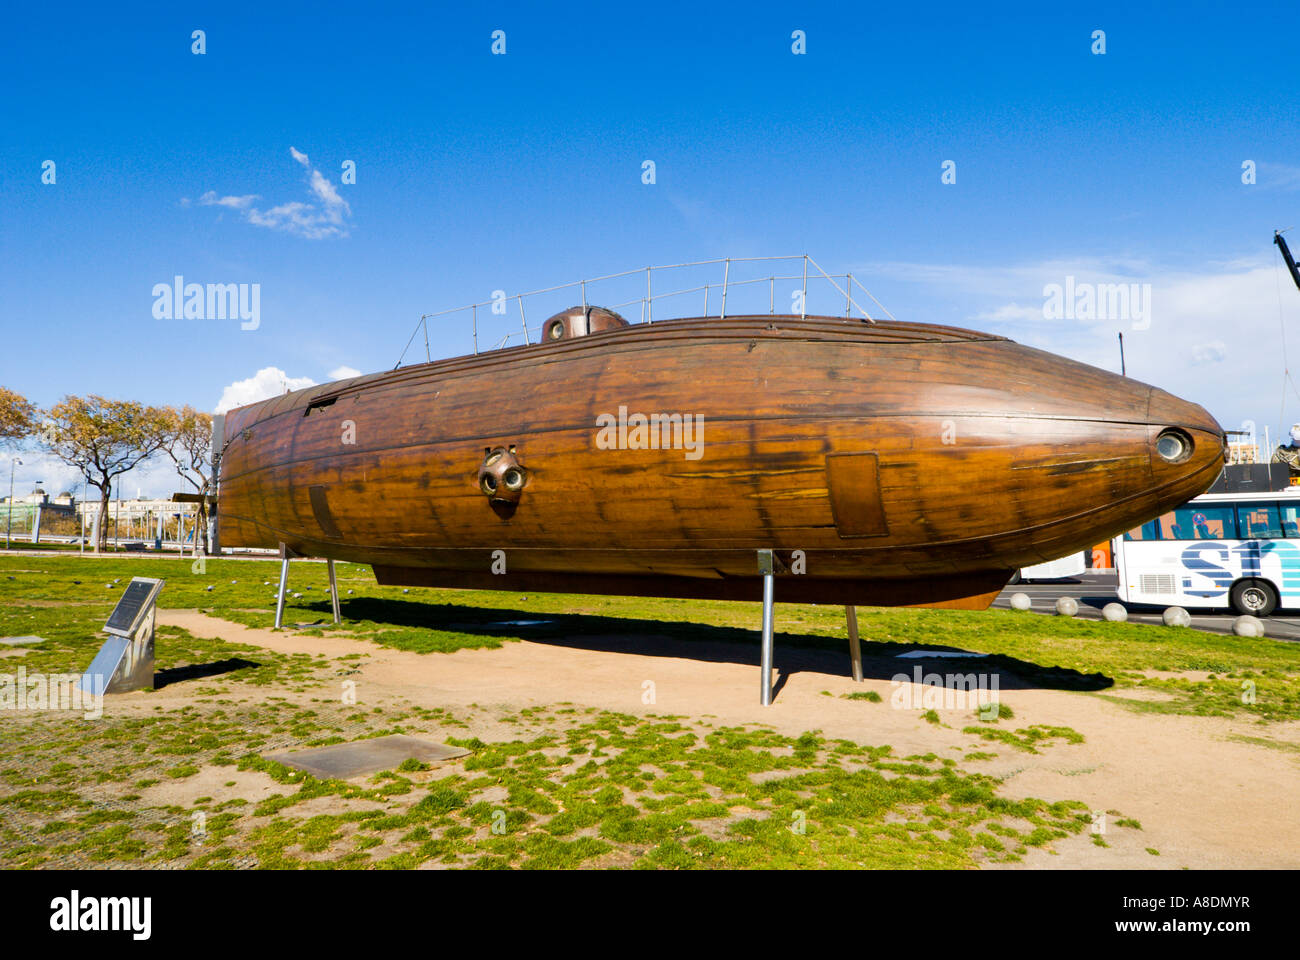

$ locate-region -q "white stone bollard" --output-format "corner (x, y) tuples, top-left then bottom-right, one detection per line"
(1055, 596), (1079, 617)
(1102, 602), (1128, 622)
(1232, 615), (1265, 637)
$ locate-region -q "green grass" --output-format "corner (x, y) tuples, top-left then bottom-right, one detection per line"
(3, 554), (1299, 722)
(0, 704), (1117, 869)
(960, 724), (1086, 754)
(0, 553), (1296, 869)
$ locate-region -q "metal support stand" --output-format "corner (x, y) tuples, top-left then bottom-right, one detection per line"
(274, 549), (290, 629)
(758, 549), (775, 706)
(327, 558), (341, 624)
(846, 605), (863, 682)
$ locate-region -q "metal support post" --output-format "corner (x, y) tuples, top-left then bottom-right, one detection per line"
(328, 558), (342, 624)
(846, 605), (863, 682)
(758, 549), (775, 705)
(274, 550), (290, 629)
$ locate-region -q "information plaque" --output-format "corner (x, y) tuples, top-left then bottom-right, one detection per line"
(104, 578), (163, 637)
(78, 576), (165, 694)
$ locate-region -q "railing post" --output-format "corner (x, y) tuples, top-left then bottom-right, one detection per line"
(769, 277), (774, 314)
(472, 304), (478, 355)
(703, 284), (709, 317)
(646, 267), (652, 323)
(801, 255), (808, 318)
(846, 273), (852, 318)
(720, 258), (730, 319)
(581, 279), (587, 309)
(422, 317), (431, 362)
(518, 296), (529, 344)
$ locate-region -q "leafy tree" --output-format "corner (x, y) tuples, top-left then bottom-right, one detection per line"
(42, 395), (172, 552)
(161, 404), (214, 555)
(0, 387), (37, 448)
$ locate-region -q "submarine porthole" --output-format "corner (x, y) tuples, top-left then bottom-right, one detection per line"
(548, 321), (565, 340)
(503, 468), (524, 491)
(484, 450), (503, 467)
(481, 475), (498, 494)
(1156, 429), (1193, 463)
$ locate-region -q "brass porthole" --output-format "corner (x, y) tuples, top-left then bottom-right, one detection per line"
(1155, 428), (1193, 464)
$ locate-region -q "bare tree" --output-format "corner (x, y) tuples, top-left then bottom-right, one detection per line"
(43, 395), (172, 553)
(161, 405), (214, 555)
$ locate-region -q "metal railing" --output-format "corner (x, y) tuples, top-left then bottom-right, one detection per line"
(395, 254), (897, 368)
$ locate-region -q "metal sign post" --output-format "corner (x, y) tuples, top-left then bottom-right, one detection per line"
(78, 576), (164, 695)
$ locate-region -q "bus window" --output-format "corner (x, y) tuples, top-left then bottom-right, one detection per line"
(1156, 512), (1182, 539)
(1281, 503), (1300, 537)
(1124, 520), (1160, 541)
(1164, 505), (1236, 540)
(1236, 502), (1282, 539)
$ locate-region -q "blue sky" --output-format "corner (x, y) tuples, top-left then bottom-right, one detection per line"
(4, 1), (1300, 494)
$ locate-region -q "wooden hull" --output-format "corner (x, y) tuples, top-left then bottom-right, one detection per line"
(216, 315), (1224, 608)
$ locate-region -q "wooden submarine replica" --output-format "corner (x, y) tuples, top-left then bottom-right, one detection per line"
(213, 306), (1226, 613)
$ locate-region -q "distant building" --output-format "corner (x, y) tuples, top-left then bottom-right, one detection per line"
(76, 498), (200, 523)
(1, 486), (75, 531)
(1226, 439), (1258, 464)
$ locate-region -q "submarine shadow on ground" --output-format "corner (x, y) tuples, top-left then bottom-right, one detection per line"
(316, 597), (1113, 694)
(155, 657), (261, 689)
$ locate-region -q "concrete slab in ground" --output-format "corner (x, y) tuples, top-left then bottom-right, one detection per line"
(265, 734), (470, 780)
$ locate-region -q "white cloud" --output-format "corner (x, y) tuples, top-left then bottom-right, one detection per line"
(214, 367), (317, 414)
(189, 148), (352, 240)
(2, 449), (191, 502)
(328, 366), (362, 380)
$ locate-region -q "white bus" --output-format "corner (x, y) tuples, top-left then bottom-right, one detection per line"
(1115, 488), (1300, 616)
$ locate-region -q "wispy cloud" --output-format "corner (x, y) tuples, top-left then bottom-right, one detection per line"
(189, 148), (352, 240)
(858, 252), (1300, 435)
(1259, 162), (1300, 192)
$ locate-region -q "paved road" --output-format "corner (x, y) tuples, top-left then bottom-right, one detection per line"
(992, 571), (1300, 641)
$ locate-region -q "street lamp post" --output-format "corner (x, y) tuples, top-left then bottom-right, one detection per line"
(5, 458), (21, 550)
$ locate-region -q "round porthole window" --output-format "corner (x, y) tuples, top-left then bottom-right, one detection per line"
(1155, 429), (1192, 463)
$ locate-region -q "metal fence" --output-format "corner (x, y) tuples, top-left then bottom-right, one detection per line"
(396, 254), (897, 367)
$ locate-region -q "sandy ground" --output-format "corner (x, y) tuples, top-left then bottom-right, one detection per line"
(155, 609), (1300, 869)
